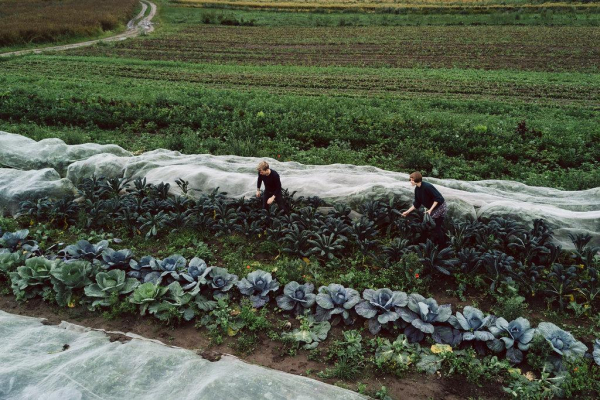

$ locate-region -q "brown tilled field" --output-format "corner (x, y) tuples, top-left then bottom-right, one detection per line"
(0, 0), (139, 47)
(68, 24), (600, 72)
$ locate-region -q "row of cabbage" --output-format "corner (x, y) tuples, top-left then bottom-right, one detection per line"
(15, 176), (600, 315)
(0, 229), (599, 376)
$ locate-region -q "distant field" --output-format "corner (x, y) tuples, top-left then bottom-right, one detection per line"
(173, 0), (600, 12)
(0, 0), (139, 47)
(0, 3), (598, 190)
(70, 24), (600, 72)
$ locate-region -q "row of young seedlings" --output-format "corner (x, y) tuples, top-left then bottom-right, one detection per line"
(1, 229), (599, 374)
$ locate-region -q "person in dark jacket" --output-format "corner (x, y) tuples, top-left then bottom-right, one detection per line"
(256, 161), (287, 214)
(401, 171), (448, 247)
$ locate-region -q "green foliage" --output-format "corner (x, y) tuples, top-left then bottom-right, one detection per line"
(50, 260), (95, 307)
(442, 350), (511, 385)
(9, 257), (54, 301)
(84, 269), (139, 309)
(492, 289), (529, 322)
(373, 334), (420, 377)
(560, 358), (600, 399)
(281, 313), (331, 350)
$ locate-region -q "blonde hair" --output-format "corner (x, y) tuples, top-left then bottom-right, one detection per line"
(257, 161), (269, 171)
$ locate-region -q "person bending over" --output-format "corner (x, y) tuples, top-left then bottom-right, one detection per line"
(401, 171), (448, 247)
(256, 161), (287, 214)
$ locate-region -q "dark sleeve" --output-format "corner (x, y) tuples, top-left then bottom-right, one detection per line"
(273, 171), (282, 195)
(413, 188), (422, 209)
(257, 172), (263, 190)
(428, 184), (445, 204)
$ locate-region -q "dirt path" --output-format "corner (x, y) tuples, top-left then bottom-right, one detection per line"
(0, 0), (157, 58)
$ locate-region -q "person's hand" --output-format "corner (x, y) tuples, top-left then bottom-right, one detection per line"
(267, 196), (275, 205)
(256, 190), (261, 198)
(426, 209), (432, 215)
(401, 211), (409, 217)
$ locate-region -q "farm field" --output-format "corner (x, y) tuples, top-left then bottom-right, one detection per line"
(1, 1), (600, 399)
(1, 2), (598, 190)
(0, 0), (139, 50)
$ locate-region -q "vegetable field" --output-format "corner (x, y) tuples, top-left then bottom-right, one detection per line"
(0, 0), (600, 396)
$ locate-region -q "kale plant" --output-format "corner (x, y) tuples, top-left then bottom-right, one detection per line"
(277, 281), (317, 315)
(397, 293), (452, 343)
(544, 263), (577, 312)
(355, 288), (407, 335)
(84, 269), (140, 309)
(488, 317), (535, 364)
(237, 269), (279, 308)
(416, 240), (457, 276)
(315, 283), (361, 325)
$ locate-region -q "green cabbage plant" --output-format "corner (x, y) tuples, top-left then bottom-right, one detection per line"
(0, 252), (25, 276)
(282, 314), (331, 350)
(130, 282), (170, 315)
(84, 270), (140, 309)
(9, 257), (56, 301)
(50, 260), (95, 307)
(148, 281), (198, 323)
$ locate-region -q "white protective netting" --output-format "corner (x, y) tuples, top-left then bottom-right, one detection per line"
(1, 132), (598, 248)
(0, 310), (365, 400)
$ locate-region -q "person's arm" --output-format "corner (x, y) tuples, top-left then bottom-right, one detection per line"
(427, 201), (438, 214)
(256, 173), (263, 197)
(425, 184), (444, 214)
(401, 205), (416, 217)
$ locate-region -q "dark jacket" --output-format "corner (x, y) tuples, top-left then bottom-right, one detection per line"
(413, 181), (444, 210)
(257, 169), (282, 195)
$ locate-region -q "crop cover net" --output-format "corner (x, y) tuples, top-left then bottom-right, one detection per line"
(1, 131), (599, 248)
(0, 310), (364, 400)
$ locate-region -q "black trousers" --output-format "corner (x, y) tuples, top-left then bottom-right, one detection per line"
(262, 191), (287, 214)
(432, 215), (447, 248)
